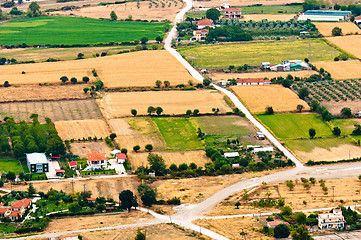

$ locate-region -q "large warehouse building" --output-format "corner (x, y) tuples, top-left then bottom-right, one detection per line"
(298, 10), (351, 22)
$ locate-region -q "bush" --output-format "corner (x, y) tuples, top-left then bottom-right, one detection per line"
(274, 224), (290, 238)
(265, 106), (274, 115)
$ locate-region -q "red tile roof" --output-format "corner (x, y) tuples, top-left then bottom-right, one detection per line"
(11, 198), (32, 209)
(55, 169), (65, 173)
(223, 7), (242, 11)
(87, 198), (96, 201)
(68, 161), (78, 167)
(87, 152), (106, 162)
(116, 153), (127, 160)
(0, 208), (10, 214)
(267, 221), (290, 226)
(0, 203), (4, 207)
(195, 29), (210, 34)
(8, 210), (20, 217)
(355, 16), (361, 20)
(197, 18), (214, 26)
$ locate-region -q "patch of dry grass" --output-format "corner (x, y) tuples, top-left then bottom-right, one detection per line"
(326, 35), (361, 59)
(315, 22), (361, 37)
(313, 60), (361, 80)
(55, 119), (111, 140)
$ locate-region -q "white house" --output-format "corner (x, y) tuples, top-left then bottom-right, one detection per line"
(318, 209), (345, 229)
(116, 153), (126, 164)
(191, 29), (209, 41)
(26, 153), (49, 173)
(252, 147), (274, 154)
(224, 152), (239, 158)
(222, 7), (242, 19)
(87, 152), (107, 170)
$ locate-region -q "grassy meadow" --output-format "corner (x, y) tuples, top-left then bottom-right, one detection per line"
(178, 39), (341, 68)
(0, 156), (24, 173)
(194, 116), (250, 136)
(0, 16), (170, 45)
(240, 4), (303, 14)
(285, 137), (351, 152)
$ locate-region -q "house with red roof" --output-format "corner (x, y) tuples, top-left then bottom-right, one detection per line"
(11, 198), (32, 213)
(222, 7), (242, 19)
(267, 221), (290, 229)
(236, 78), (271, 85)
(116, 153), (127, 164)
(87, 152), (107, 170)
(191, 29), (209, 41)
(197, 18), (214, 29)
(355, 16), (361, 26)
(68, 161), (78, 170)
(0, 198), (32, 221)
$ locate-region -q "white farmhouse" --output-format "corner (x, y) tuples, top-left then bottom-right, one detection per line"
(318, 209), (345, 229)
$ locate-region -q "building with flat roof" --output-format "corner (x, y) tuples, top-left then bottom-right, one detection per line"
(26, 153), (49, 173)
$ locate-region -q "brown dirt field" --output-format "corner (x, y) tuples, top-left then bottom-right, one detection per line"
(70, 142), (113, 158)
(326, 35), (361, 59)
(55, 1), (183, 21)
(211, 70), (318, 81)
(207, 177), (361, 216)
(0, 84), (89, 102)
(108, 118), (166, 151)
(315, 22), (361, 37)
(128, 151), (211, 169)
(322, 100), (361, 115)
(0, 50), (195, 88)
(313, 60), (361, 80)
(242, 14), (296, 21)
(193, 0), (303, 8)
(99, 90), (231, 118)
(6, 176), (139, 200)
(55, 119), (111, 140)
(231, 85), (310, 113)
(79, 223), (210, 240)
(46, 211), (152, 232)
(0, 99), (102, 122)
(194, 217), (271, 240)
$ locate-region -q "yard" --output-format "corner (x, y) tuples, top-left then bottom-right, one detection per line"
(0, 16), (170, 45)
(0, 156), (24, 174)
(178, 39), (341, 68)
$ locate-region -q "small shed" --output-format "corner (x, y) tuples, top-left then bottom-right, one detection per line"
(261, 62), (270, 69)
(55, 169), (65, 176)
(232, 164), (240, 168)
(149, 172), (156, 178)
(116, 153), (127, 164)
(224, 152), (239, 158)
(68, 161), (78, 170)
(256, 132), (265, 140)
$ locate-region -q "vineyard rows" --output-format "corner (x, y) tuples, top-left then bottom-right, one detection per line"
(147, 0), (182, 8)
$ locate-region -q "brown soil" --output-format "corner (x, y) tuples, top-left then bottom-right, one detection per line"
(70, 142), (113, 158)
(322, 100), (361, 115)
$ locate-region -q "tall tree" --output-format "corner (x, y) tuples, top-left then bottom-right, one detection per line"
(206, 8), (221, 20)
(110, 11), (118, 21)
(119, 190), (138, 211)
(147, 153), (166, 176)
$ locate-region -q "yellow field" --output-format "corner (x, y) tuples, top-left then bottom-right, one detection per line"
(70, 142), (113, 158)
(231, 85), (310, 113)
(315, 22), (361, 37)
(0, 50), (195, 88)
(99, 90), (231, 118)
(326, 35), (361, 59)
(212, 70), (318, 81)
(54, 119), (111, 140)
(313, 60), (361, 80)
(193, 0), (302, 8)
(128, 151), (211, 169)
(243, 14), (296, 21)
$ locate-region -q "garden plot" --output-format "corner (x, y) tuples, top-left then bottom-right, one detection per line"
(54, 119), (111, 140)
(314, 22), (361, 37)
(212, 70), (318, 81)
(326, 35), (361, 58)
(0, 99), (102, 122)
(313, 60), (361, 80)
(99, 90), (231, 118)
(231, 85), (309, 113)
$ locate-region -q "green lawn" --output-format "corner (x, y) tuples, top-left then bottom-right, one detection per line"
(285, 137), (350, 152)
(152, 117), (204, 151)
(0, 16), (170, 45)
(194, 116), (250, 136)
(0, 156), (24, 173)
(330, 119), (359, 136)
(0, 223), (16, 235)
(178, 39), (341, 68)
(257, 113), (333, 139)
(240, 5), (303, 14)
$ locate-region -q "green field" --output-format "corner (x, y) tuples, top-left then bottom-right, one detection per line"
(0, 16), (170, 45)
(153, 117), (204, 151)
(240, 5), (303, 14)
(331, 119), (359, 136)
(178, 39), (341, 68)
(194, 116), (250, 136)
(0, 156), (24, 173)
(258, 114), (333, 139)
(285, 137), (349, 152)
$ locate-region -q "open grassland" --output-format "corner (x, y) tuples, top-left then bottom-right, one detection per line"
(192, 0), (303, 8)
(257, 113), (332, 139)
(0, 84), (89, 102)
(153, 117), (204, 151)
(128, 150), (210, 169)
(109, 118), (166, 151)
(178, 39), (341, 68)
(0, 157), (23, 173)
(326, 35), (361, 58)
(0, 51), (194, 88)
(241, 4), (302, 14)
(315, 22), (361, 37)
(0, 16), (170, 45)
(0, 99), (102, 122)
(313, 60), (361, 80)
(99, 90), (231, 118)
(207, 177), (361, 216)
(70, 142), (113, 158)
(242, 14), (296, 21)
(231, 85), (309, 113)
(56, 1), (183, 21)
(212, 70), (318, 81)
(55, 119), (111, 140)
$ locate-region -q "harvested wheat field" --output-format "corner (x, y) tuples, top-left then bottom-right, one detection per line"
(0, 84), (89, 102)
(313, 60), (361, 80)
(56, 1), (182, 21)
(7, 176), (139, 200)
(231, 85), (310, 113)
(70, 142), (112, 158)
(0, 51), (195, 88)
(194, 217), (270, 240)
(193, 0), (302, 8)
(326, 35), (361, 59)
(243, 14), (296, 21)
(99, 90), (231, 118)
(46, 211), (152, 232)
(128, 151), (210, 169)
(55, 119), (111, 140)
(109, 118), (166, 151)
(322, 100), (361, 115)
(315, 22), (361, 37)
(212, 70), (318, 81)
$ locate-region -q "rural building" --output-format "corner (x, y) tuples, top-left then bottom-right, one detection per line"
(261, 62), (270, 69)
(222, 7), (242, 19)
(55, 169), (65, 176)
(61, 235), (79, 240)
(236, 78), (271, 85)
(270, 60), (310, 72)
(191, 29), (209, 41)
(87, 198), (96, 203)
(298, 10), (351, 22)
(68, 161), (78, 170)
(232, 163), (240, 168)
(0, 198), (32, 221)
(116, 153), (127, 164)
(318, 209), (345, 229)
(256, 132), (265, 140)
(252, 147), (274, 154)
(224, 152), (239, 158)
(87, 152), (107, 170)
(267, 221), (290, 229)
(220, 3), (231, 9)
(356, 16), (361, 26)
(197, 18), (214, 29)
(26, 153), (49, 173)
(247, 145), (261, 150)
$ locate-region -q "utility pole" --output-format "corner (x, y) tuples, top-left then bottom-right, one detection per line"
(331, 186), (335, 202)
(71, 179), (75, 193)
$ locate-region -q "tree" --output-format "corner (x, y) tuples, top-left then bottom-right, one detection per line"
(281, 206), (293, 216)
(110, 11), (117, 21)
(60, 76), (68, 83)
(155, 80), (162, 88)
(140, 187), (157, 207)
(155, 107), (163, 116)
(352, 124), (361, 135)
(298, 87), (310, 99)
(295, 212), (307, 224)
(145, 144), (153, 152)
(292, 225), (313, 240)
(119, 190), (138, 211)
(163, 81), (170, 88)
(131, 109), (137, 117)
(77, 53), (84, 59)
(147, 106), (156, 115)
(332, 126), (341, 136)
(121, 148), (127, 154)
(297, 105), (304, 112)
(135, 229), (146, 240)
(4, 81), (10, 87)
(68, 202), (81, 212)
(46, 138), (66, 156)
(133, 145), (140, 152)
(70, 77), (77, 84)
(206, 8), (221, 20)
(309, 128), (316, 139)
(265, 106), (274, 115)
(274, 224), (290, 238)
(28, 183), (36, 195)
(6, 171), (16, 181)
(109, 133), (117, 141)
(235, 201), (241, 209)
(28, 1), (40, 17)
(82, 76), (90, 83)
(341, 107), (352, 118)
(156, 36), (163, 43)
(140, 37), (148, 44)
(203, 78), (211, 86)
(282, 79), (293, 88)
(193, 109), (199, 116)
(147, 153), (166, 176)
(186, 110), (192, 116)
(332, 27), (342, 36)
